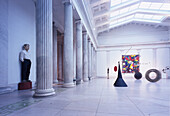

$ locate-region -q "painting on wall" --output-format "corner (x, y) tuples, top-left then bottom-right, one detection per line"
(122, 55), (140, 73)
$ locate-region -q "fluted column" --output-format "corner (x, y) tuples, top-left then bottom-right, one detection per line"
(53, 25), (58, 83)
(95, 50), (97, 78)
(91, 44), (94, 79)
(63, 0), (75, 87)
(153, 48), (157, 68)
(76, 20), (83, 84)
(88, 39), (92, 80)
(93, 48), (96, 78)
(83, 32), (89, 82)
(58, 35), (64, 84)
(34, 0), (55, 97)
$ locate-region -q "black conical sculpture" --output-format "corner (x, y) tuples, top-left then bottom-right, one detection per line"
(113, 62), (128, 87)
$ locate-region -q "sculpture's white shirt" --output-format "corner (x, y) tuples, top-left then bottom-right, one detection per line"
(20, 50), (31, 62)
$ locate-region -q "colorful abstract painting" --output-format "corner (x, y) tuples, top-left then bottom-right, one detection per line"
(122, 55), (139, 73)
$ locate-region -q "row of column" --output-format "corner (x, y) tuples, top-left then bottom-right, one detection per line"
(34, 0), (97, 97)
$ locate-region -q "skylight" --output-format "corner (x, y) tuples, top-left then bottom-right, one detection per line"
(135, 14), (144, 19)
(143, 14), (153, 19)
(111, 0), (139, 7)
(106, 1), (170, 31)
(109, 13), (164, 29)
(135, 13), (164, 21)
(129, 3), (139, 11)
(139, 2), (151, 9)
(152, 15), (164, 20)
(111, 0), (121, 7)
(160, 4), (170, 10)
(149, 3), (163, 10)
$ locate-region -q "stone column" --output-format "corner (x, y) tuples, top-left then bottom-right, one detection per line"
(58, 35), (64, 84)
(95, 50), (97, 78)
(91, 44), (94, 78)
(88, 39), (92, 80)
(76, 20), (83, 84)
(63, 0), (75, 87)
(93, 48), (96, 78)
(53, 25), (58, 83)
(153, 48), (157, 68)
(83, 32), (89, 82)
(34, 0), (55, 97)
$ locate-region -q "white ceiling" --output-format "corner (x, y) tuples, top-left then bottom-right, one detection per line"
(86, 0), (170, 35)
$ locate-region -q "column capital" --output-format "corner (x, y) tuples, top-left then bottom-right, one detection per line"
(153, 48), (157, 50)
(83, 31), (87, 34)
(62, 0), (72, 4)
(60, 33), (64, 37)
(75, 19), (82, 24)
(88, 38), (91, 42)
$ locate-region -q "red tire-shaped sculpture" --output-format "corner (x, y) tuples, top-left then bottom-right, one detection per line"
(145, 69), (161, 82)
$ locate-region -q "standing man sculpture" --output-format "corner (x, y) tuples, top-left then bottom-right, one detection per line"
(18, 44), (32, 90)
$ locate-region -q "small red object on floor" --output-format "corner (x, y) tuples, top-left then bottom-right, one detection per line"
(18, 81), (32, 90)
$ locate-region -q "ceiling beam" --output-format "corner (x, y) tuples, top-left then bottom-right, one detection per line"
(97, 20), (170, 33)
(95, 10), (170, 28)
(90, 0), (110, 7)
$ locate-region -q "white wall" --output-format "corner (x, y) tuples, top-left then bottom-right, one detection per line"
(97, 51), (107, 77)
(0, 0), (8, 87)
(8, 0), (36, 88)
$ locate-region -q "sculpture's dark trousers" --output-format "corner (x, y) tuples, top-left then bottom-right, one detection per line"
(21, 59), (31, 81)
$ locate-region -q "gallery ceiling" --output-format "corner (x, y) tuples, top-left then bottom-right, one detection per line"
(85, 0), (170, 35)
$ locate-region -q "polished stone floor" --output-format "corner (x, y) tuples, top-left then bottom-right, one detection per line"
(0, 77), (170, 116)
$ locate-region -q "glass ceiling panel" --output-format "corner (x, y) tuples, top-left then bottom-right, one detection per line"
(152, 15), (164, 20)
(111, 0), (139, 7)
(143, 14), (153, 19)
(160, 4), (170, 10)
(109, 13), (165, 28)
(149, 3), (163, 10)
(111, 0), (121, 7)
(110, 2), (170, 19)
(129, 3), (139, 11)
(108, 1), (170, 30)
(139, 2), (151, 9)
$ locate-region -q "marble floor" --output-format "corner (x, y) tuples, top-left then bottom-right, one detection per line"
(0, 77), (170, 116)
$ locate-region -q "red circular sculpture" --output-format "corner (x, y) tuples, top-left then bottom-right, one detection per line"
(114, 66), (117, 72)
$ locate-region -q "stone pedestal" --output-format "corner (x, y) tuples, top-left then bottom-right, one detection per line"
(18, 81), (32, 90)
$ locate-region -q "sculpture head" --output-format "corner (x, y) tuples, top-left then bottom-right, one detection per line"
(23, 44), (30, 51)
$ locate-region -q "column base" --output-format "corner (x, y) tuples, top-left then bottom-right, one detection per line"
(91, 76), (95, 80)
(53, 80), (58, 83)
(58, 81), (64, 85)
(83, 78), (89, 82)
(33, 88), (55, 97)
(63, 82), (75, 88)
(76, 80), (83, 85)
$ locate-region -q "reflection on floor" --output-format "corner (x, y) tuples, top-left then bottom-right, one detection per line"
(0, 77), (169, 116)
